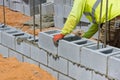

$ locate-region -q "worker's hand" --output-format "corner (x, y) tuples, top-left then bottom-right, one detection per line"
(53, 33), (65, 47)
(73, 29), (84, 37)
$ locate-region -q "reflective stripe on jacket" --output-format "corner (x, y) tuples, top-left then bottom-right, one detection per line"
(61, 0), (120, 38)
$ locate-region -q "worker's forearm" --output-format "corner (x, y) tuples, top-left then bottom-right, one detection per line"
(82, 24), (98, 38)
(61, 15), (77, 35)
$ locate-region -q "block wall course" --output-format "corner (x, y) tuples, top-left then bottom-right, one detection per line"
(31, 45), (48, 65)
(0, 44), (9, 57)
(81, 45), (120, 75)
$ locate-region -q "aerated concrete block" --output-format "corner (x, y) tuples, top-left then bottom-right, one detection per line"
(38, 30), (60, 54)
(58, 36), (95, 63)
(58, 73), (73, 80)
(9, 49), (23, 62)
(48, 56), (68, 74)
(64, 5), (72, 18)
(0, 44), (9, 57)
(69, 62), (92, 80)
(23, 56), (39, 66)
(92, 72), (108, 80)
(81, 44), (120, 74)
(40, 64), (58, 79)
(31, 45), (47, 65)
(108, 54), (120, 80)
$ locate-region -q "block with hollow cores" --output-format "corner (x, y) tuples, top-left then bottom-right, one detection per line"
(31, 45), (47, 65)
(58, 36), (96, 63)
(9, 49), (23, 62)
(65, 0), (71, 6)
(54, 15), (64, 28)
(108, 54), (120, 80)
(0, 45), (9, 57)
(54, 4), (64, 17)
(58, 73), (73, 80)
(54, 0), (65, 5)
(92, 72), (108, 80)
(48, 55), (68, 75)
(69, 62), (92, 80)
(38, 30), (61, 54)
(23, 56), (39, 66)
(40, 64), (58, 79)
(64, 5), (72, 18)
(81, 44), (120, 75)
(42, 2), (54, 15)
(1, 28), (25, 50)
(15, 33), (33, 57)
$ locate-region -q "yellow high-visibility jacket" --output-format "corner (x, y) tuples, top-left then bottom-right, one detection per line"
(61, 0), (120, 38)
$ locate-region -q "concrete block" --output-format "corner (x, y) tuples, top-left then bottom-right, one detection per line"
(69, 62), (92, 80)
(54, 16), (64, 28)
(59, 73), (73, 80)
(0, 0), (3, 6)
(71, 0), (74, 6)
(42, 2), (54, 15)
(40, 64), (58, 79)
(81, 44), (120, 74)
(108, 54), (120, 80)
(38, 30), (60, 54)
(64, 5), (72, 18)
(31, 45), (47, 65)
(9, 49), (23, 62)
(81, 14), (90, 23)
(23, 56), (39, 66)
(48, 56), (68, 74)
(1, 29), (25, 50)
(15, 33), (32, 57)
(0, 44), (9, 57)
(92, 72), (108, 80)
(65, 0), (71, 6)
(58, 36), (95, 63)
(54, 4), (64, 17)
(54, 0), (65, 5)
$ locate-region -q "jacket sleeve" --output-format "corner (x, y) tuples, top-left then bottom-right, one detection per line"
(82, 24), (98, 38)
(61, 0), (87, 35)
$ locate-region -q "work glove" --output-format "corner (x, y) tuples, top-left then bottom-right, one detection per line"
(53, 33), (65, 47)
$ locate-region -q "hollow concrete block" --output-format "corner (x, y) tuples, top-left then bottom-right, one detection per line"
(58, 73), (73, 80)
(81, 44), (120, 74)
(0, 44), (9, 57)
(9, 49), (23, 62)
(58, 36), (95, 63)
(48, 56), (68, 75)
(38, 30), (61, 54)
(23, 56), (39, 66)
(108, 54), (120, 80)
(64, 5), (72, 18)
(31, 45), (47, 65)
(40, 64), (58, 79)
(69, 62), (92, 80)
(92, 72), (108, 80)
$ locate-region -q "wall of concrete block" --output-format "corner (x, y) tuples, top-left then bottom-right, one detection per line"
(0, 25), (120, 80)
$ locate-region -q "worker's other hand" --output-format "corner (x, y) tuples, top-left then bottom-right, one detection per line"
(73, 29), (84, 37)
(53, 33), (65, 47)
